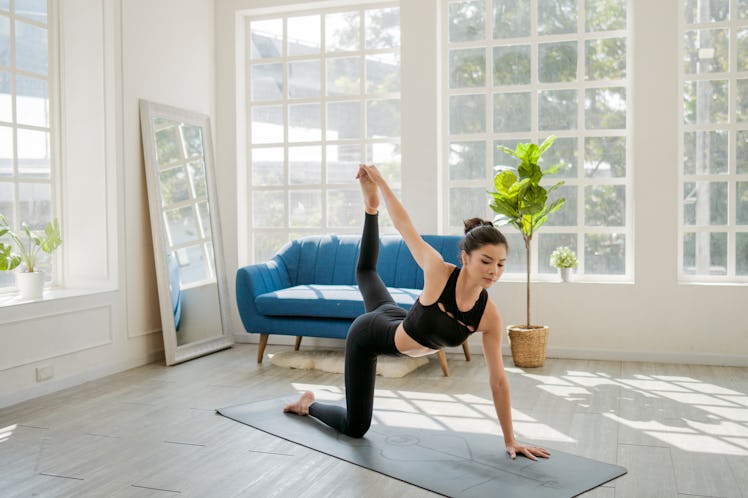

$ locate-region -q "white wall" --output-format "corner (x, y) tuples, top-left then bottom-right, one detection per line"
(216, 0), (747, 365)
(0, 0), (216, 409)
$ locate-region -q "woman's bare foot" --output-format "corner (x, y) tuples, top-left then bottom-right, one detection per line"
(283, 391), (315, 416)
(357, 165), (379, 214)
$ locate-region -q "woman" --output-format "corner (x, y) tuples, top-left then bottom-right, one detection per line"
(284, 164), (549, 461)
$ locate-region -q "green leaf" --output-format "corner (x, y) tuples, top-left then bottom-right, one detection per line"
(538, 135), (556, 157)
(497, 145), (518, 159)
(0, 244), (22, 271)
(493, 170), (517, 194)
(542, 162), (563, 176)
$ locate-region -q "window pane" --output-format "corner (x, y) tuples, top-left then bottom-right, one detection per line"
(164, 206), (200, 246)
(585, 233), (625, 275)
(737, 233), (748, 275)
(366, 99), (400, 138)
(189, 161), (207, 201)
(0, 181), (12, 219)
(541, 136), (577, 177)
(254, 232), (288, 262)
(326, 11), (360, 52)
(366, 7), (400, 49)
(493, 92), (531, 132)
(738, 131), (748, 174)
(539, 41), (577, 83)
(684, 29), (729, 74)
(327, 101), (360, 140)
(288, 103), (321, 142)
(176, 245), (209, 286)
(0, 71), (9, 123)
(16, 0), (47, 23)
(683, 131), (728, 175)
(502, 231), (526, 273)
(251, 105), (284, 144)
(586, 87), (626, 129)
(739, 29), (748, 72)
(289, 190), (322, 227)
(288, 145), (321, 185)
(181, 125), (203, 159)
(586, 0), (626, 32)
(450, 94), (486, 134)
(0, 0), (7, 10)
(683, 232), (696, 273)
(586, 38), (626, 80)
(682, 232), (726, 275)
(449, 141), (486, 181)
(585, 185), (625, 226)
(159, 166), (190, 206)
(327, 57), (360, 96)
(585, 136), (626, 178)
(493, 0), (530, 39)
(538, 0), (576, 35)
(449, 48), (486, 88)
(288, 60), (320, 99)
(685, 0), (729, 23)
(683, 80), (728, 124)
(18, 181), (49, 227)
(709, 232), (727, 274)
(328, 189), (361, 228)
(327, 144), (360, 184)
(737, 182), (748, 225)
(17, 127), (49, 178)
(741, 0), (748, 19)
(450, 187), (489, 227)
(250, 19), (282, 59)
(538, 233), (577, 273)
(0, 16), (9, 67)
(0, 125), (12, 176)
(683, 181), (728, 225)
(450, 0), (485, 42)
(252, 147), (284, 186)
(545, 185), (577, 226)
(738, 79), (748, 122)
(493, 45), (531, 86)
(366, 53), (400, 94)
(539, 89), (578, 130)
(287, 15), (320, 56)
(15, 20), (47, 75)
(253, 190), (286, 227)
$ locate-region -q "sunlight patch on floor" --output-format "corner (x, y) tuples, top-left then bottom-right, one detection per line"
(0, 424), (16, 443)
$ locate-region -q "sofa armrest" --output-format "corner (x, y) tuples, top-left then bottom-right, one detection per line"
(235, 258), (290, 333)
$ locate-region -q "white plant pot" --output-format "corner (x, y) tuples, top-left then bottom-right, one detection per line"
(16, 271), (45, 300)
(559, 267), (571, 282)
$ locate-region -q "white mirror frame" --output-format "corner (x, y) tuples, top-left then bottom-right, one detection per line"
(139, 100), (233, 365)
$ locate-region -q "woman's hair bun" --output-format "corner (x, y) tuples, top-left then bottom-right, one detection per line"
(463, 217), (494, 234)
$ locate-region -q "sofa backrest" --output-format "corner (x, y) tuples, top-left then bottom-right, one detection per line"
(274, 234), (463, 289)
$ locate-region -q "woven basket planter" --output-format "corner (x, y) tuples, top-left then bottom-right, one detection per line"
(507, 325), (549, 368)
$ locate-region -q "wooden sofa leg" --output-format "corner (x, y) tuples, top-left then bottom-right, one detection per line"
(437, 350), (449, 377)
(462, 341), (471, 361)
(294, 336), (302, 351)
(257, 334), (269, 364)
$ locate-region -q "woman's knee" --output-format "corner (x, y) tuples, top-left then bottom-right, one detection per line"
(346, 419), (371, 439)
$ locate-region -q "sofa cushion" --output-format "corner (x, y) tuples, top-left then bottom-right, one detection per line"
(255, 284), (421, 319)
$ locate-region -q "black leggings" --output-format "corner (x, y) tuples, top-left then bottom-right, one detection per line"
(307, 212), (406, 438)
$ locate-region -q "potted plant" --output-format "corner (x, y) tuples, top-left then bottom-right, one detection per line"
(489, 136), (565, 367)
(550, 246), (577, 282)
(0, 214), (62, 300)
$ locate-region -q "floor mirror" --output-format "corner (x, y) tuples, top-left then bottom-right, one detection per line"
(139, 100), (233, 365)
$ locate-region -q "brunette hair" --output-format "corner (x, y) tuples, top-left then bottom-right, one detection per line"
(459, 218), (508, 254)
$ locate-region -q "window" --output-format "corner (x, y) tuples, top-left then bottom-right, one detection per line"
(245, 4), (401, 263)
(680, 0), (748, 281)
(444, 0), (630, 280)
(0, 0), (55, 290)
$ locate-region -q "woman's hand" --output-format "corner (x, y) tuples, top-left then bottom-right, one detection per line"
(356, 163), (386, 187)
(506, 442), (551, 461)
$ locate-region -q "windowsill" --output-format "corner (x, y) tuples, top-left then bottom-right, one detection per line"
(0, 286), (116, 309)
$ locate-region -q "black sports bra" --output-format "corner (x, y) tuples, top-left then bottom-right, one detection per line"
(402, 267), (488, 349)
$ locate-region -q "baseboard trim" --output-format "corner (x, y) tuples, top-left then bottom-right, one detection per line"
(0, 350), (164, 410)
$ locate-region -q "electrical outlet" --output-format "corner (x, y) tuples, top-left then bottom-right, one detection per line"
(36, 365), (54, 382)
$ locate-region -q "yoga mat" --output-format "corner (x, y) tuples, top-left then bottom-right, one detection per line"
(218, 397), (626, 497)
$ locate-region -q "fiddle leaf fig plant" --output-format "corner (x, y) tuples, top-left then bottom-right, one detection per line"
(0, 214), (62, 273)
(489, 135), (566, 328)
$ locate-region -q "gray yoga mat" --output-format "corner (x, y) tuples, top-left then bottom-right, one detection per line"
(218, 397), (626, 497)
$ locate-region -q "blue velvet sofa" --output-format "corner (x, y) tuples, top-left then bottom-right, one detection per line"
(235, 233), (471, 375)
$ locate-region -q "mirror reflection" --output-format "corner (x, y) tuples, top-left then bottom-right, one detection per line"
(140, 101), (232, 364)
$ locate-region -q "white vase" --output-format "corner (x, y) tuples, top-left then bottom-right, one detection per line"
(559, 267), (570, 282)
(16, 271), (45, 300)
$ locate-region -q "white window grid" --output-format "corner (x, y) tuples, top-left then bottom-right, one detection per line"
(244, 3), (401, 264)
(0, 0), (58, 291)
(678, 0), (748, 283)
(441, 0), (632, 282)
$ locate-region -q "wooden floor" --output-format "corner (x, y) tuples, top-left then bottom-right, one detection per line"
(1, 343), (747, 497)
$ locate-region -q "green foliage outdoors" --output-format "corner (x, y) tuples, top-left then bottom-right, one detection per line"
(0, 214), (62, 273)
(489, 136), (566, 327)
